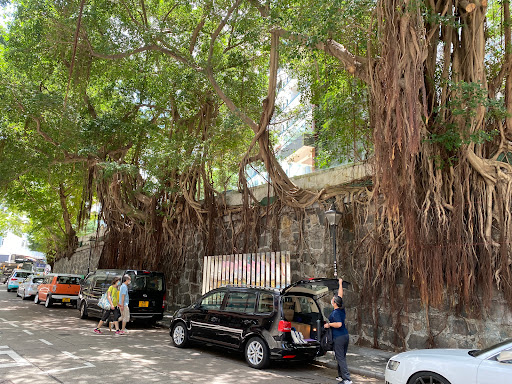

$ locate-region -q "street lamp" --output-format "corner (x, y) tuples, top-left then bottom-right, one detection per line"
(325, 202), (342, 278)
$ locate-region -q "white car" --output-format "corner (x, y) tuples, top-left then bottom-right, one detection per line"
(385, 339), (512, 384)
(17, 275), (45, 299)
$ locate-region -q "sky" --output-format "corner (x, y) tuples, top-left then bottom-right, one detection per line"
(0, 4), (14, 28)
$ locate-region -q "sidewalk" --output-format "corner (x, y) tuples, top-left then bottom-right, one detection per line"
(316, 346), (394, 381)
(158, 313), (393, 380)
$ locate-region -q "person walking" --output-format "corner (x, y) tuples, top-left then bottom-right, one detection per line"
(93, 277), (122, 335)
(324, 278), (352, 384)
(118, 274), (131, 334)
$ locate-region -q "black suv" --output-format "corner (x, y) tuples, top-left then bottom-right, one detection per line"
(170, 278), (342, 369)
(78, 269), (166, 323)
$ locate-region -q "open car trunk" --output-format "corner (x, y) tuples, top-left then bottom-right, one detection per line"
(280, 278), (349, 345)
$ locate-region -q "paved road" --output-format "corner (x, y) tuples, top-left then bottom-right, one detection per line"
(0, 285), (382, 384)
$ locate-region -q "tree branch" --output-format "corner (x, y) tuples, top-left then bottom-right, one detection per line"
(274, 29), (370, 83)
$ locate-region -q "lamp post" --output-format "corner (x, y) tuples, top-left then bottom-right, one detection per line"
(325, 202), (342, 278)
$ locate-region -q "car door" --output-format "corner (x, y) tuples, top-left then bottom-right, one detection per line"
(476, 347), (512, 384)
(219, 291), (258, 347)
(188, 289), (227, 342)
(90, 275), (108, 314)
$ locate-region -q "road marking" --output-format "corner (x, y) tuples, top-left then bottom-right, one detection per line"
(46, 361), (95, 374)
(0, 346), (32, 368)
(39, 339), (53, 345)
(0, 318), (6, 321)
(9, 322), (19, 328)
(62, 351), (79, 360)
(23, 330), (34, 335)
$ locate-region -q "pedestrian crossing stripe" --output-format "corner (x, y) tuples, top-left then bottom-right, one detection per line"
(0, 346), (31, 368)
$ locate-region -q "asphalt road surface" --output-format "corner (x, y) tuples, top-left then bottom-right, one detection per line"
(0, 285), (382, 384)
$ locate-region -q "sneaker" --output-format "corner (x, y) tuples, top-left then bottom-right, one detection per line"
(115, 330), (123, 335)
(118, 330), (126, 335)
(335, 378), (343, 382)
(93, 328), (102, 334)
(343, 381), (353, 384)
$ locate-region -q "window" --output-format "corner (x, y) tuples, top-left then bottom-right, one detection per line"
(257, 293), (274, 313)
(15, 272), (31, 279)
(225, 292), (257, 313)
(93, 276), (109, 291)
(33, 277), (44, 284)
(57, 276), (81, 285)
(43, 276), (54, 284)
(127, 272), (164, 291)
(200, 291), (226, 310)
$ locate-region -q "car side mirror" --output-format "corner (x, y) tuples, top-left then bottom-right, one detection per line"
(497, 351), (512, 363)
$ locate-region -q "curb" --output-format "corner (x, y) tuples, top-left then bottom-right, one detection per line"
(315, 350), (387, 381)
(314, 357), (386, 381)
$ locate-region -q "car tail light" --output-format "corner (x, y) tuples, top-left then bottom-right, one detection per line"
(11, 278), (17, 281)
(278, 320), (292, 332)
(162, 292), (166, 309)
(283, 355), (296, 359)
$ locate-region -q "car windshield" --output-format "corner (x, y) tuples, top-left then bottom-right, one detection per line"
(33, 278), (44, 284)
(15, 272), (31, 279)
(469, 339), (512, 357)
(128, 273), (164, 291)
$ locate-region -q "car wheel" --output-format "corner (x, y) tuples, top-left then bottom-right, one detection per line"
(34, 294), (40, 304)
(79, 302), (88, 319)
(45, 295), (52, 308)
(171, 322), (189, 348)
(244, 336), (270, 369)
(408, 372), (451, 384)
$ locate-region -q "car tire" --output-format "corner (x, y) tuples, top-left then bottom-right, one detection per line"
(34, 294), (40, 304)
(408, 372), (451, 384)
(45, 295), (52, 308)
(171, 322), (189, 348)
(79, 302), (88, 319)
(244, 336), (270, 369)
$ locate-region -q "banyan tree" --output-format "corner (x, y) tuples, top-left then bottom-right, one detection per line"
(1, 0), (512, 347)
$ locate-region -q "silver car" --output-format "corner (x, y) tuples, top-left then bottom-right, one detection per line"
(17, 275), (45, 299)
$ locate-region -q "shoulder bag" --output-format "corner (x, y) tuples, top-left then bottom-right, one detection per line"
(98, 292), (111, 310)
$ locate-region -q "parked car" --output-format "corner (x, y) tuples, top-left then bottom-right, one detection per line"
(34, 273), (83, 308)
(6, 270), (33, 292)
(169, 278), (343, 369)
(78, 269), (166, 323)
(385, 338), (512, 384)
(17, 275), (45, 299)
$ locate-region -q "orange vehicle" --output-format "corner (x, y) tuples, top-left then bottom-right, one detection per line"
(34, 273), (83, 308)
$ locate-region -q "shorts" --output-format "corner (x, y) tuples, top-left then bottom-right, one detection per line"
(101, 307), (121, 322)
(119, 306), (130, 322)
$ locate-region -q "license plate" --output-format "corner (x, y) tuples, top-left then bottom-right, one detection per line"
(62, 298), (71, 302)
(139, 301), (149, 307)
